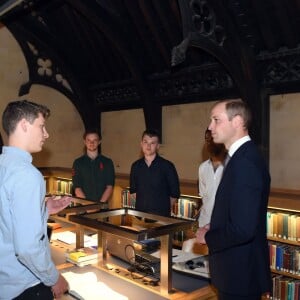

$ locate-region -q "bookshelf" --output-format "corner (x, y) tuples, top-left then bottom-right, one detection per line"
(121, 188), (201, 219)
(40, 168), (127, 209)
(267, 189), (300, 299)
(40, 167), (73, 195)
(41, 168), (300, 298)
(40, 168), (201, 245)
(121, 188), (135, 208)
(121, 187), (201, 246)
(52, 177), (73, 195)
(173, 194), (201, 220)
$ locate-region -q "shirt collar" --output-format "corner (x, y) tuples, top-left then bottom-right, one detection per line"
(228, 135), (251, 157)
(2, 146), (33, 163)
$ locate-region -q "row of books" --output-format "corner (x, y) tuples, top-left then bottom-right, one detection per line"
(121, 189), (199, 220)
(121, 189), (135, 208)
(173, 198), (198, 220)
(267, 211), (300, 241)
(272, 275), (300, 300)
(269, 242), (300, 275)
(52, 179), (73, 195)
(173, 230), (186, 242)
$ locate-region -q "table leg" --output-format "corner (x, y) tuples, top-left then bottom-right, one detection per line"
(160, 234), (172, 295)
(75, 224), (84, 248)
(101, 231), (107, 266)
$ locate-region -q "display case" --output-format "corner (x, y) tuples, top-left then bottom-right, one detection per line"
(121, 188), (201, 247)
(68, 208), (194, 296)
(48, 196), (103, 245)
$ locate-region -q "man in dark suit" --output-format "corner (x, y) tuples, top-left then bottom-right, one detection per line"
(196, 99), (271, 300)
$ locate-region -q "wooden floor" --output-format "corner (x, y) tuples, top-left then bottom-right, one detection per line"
(171, 285), (218, 300)
(172, 287), (271, 300)
(183, 286), (217, 300)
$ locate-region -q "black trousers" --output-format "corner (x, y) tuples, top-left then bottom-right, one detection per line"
(13, 283), (53, 300)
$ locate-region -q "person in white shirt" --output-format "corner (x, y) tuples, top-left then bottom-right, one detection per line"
(198, 129), (227, 227)
(182, 129), (226, 253)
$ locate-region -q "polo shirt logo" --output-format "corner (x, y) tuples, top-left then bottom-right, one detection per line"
(99, 162), (104, 170)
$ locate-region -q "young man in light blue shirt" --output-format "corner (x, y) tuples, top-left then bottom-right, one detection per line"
(0, 100), (71, 300)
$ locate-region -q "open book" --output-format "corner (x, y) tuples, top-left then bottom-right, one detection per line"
(62, 271), (128, 300)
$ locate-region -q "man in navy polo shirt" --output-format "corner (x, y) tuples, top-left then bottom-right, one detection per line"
(129, 129), (180, 217)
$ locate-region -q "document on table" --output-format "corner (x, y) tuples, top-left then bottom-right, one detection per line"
(51, 231), (98, 247)
(62, 271), (128, 300)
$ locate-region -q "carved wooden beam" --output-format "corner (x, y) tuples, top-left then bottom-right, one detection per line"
(174, 0), (268, 159)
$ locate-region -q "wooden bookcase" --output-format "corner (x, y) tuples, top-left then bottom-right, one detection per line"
(40, 168), (201, 212)
(267, 188), (300, 299)
(40, 168), (201, 246)
(41, 167), (300, 298)
(40, 167), (73, 195)
(40, 168), (129, 209)
(121, 187), (201, 246)
(121, 188), (201, 218)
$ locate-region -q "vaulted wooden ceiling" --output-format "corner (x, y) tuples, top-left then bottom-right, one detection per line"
(1, 0), (300, 151)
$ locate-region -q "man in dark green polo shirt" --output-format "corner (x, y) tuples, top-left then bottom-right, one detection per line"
(72, 129), (115, 208)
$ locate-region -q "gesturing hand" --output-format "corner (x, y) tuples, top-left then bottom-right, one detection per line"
(46, 195), (72, 215)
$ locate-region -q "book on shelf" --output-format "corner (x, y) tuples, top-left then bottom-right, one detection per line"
(268, 241), (300, 274)
(267, 211), (300, 241)
(173, 197), (198, 220)
(52, 179), (73, 195)
(271, 275), (300, 300)
(121, 189), (135, 208)
(121, 188), (200, 220)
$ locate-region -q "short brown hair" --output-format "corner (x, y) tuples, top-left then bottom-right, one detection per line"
(142, 129), (161, 143)
(213, 99), (252, 130)
(2, 100), (50, 135)
(83, 129), (102, 140)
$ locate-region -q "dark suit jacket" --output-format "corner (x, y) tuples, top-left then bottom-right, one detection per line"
(205, 140), (271, 296)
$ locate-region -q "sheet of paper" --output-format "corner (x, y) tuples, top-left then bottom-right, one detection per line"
(63, 271), (128, 300)
(51, 231), (97, 247)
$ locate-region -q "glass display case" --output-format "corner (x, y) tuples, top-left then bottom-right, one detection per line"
(48, 196), (103, 246)
(69, 208), (194, 295)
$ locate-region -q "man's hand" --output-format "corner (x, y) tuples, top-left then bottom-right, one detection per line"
(74, 187), (85, 199)
(195, 224), (210, 244)
(46, 195), (72, 215)
(51, 274), (69, 299)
